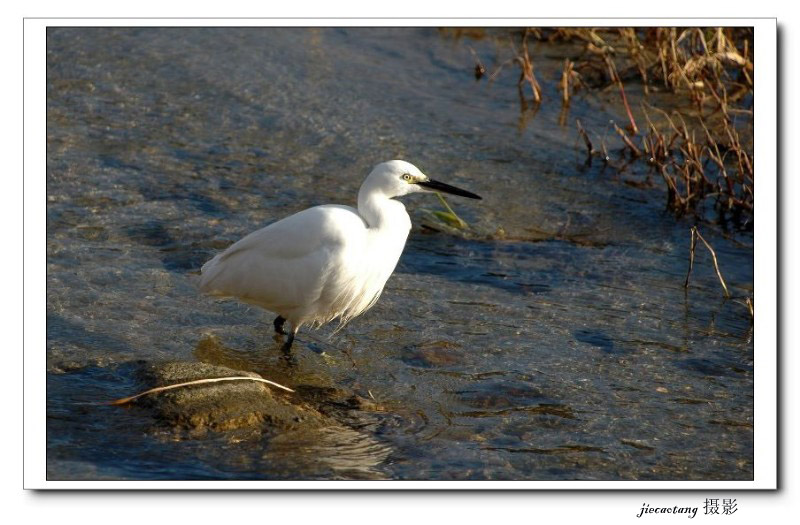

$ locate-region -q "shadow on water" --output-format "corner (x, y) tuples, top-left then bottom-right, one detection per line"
(47, 313), (136, 364)
(401, 236), (554, 296)
(125, 219), (213, 272)
(134, 178), (229, 216)
(573, 328), (617, 354)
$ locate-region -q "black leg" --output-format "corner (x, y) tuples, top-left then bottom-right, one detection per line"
(273, 315), (287, 335)
(282, 330), (295, 352)
(280, 332), (297, 367)
(280, 330), (295, 354)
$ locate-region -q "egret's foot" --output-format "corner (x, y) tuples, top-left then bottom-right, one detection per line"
(281, 354), (298, 367)
(273, 315), (287, 335)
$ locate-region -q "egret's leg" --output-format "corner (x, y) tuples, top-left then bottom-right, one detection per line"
(273, 315), (287, 335)
(280, 326), (298, 354)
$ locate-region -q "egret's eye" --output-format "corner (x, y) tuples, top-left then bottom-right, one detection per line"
(402, 173), (413, 182)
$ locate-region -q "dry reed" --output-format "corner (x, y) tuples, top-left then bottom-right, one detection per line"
(110, 376), (295, 406)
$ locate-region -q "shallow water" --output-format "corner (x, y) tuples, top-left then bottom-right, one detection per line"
(47, 27), (754, 481)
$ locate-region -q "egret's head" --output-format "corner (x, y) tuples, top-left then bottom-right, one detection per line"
(364, 160), (482, 200)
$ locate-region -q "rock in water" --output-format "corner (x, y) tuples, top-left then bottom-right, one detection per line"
(132, 361), (325, 432)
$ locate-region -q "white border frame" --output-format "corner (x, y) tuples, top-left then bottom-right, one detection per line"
(25, 18), (777, 490)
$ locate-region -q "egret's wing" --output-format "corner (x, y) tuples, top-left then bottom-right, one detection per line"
(199, 205), (366, 315)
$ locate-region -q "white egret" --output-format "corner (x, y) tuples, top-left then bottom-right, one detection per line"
(199, 160), (481, 351)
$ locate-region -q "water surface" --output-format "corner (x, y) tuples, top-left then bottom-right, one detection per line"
(47, 27), (754, 481)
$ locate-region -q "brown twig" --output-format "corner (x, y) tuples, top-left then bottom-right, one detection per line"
(515, 30), (543, 103)
(613, 122), (642, 157)
(468, 46), (486, 80)
(684, 226), (731, 298)
(576, 119), (594, 158)
(605, 55), (638, 134)
(561, 58), (574, 104)
(684, 226), (698, 288)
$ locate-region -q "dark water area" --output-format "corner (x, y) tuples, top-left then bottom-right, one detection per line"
(46, 27), (754, 481)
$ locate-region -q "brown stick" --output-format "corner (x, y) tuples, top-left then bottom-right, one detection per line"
(685, 226), (731, 298)
(576, 119), (594, 157)
(515, 30), (542, 103)
(468, 46), (486, 80)
(684, 226), (698, 288)
(605, 56), (639, 134)
(561, 59), (574, 104)
(613, 122), (642, 157)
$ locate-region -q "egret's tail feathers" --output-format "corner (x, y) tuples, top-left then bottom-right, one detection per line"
(198, 256), (224, 293)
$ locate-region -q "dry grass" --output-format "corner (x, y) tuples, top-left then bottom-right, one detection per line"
(464, 27), (754, 231)
(454, 27), (755, 312)
(549, 28), (752, 227)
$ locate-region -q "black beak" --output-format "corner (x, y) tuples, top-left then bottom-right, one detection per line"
(418, 179), (482, 200)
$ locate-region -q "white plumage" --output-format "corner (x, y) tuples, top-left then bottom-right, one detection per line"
(199, 160), (480, 350)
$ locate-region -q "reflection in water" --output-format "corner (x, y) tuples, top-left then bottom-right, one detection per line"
(266, 426), (392, 480)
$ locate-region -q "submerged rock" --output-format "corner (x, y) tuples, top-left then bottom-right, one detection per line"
(108, 360), (394, 478)
(128, 361), (328, 433)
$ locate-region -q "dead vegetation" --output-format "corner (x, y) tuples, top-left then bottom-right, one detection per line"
(448, 27), (755, 315)
(463, 27), (754, 232)
(684, 225), (753, 321)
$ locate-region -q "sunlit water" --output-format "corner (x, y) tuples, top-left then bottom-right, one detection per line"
(47, 27), (754, 481)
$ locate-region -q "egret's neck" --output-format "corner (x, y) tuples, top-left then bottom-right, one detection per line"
(358, 187), (410, 231)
